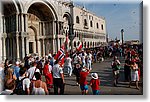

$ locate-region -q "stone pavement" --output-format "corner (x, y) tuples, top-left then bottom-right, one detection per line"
(44, 57), (143, 95)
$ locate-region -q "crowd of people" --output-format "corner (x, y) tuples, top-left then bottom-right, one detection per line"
(0, 44), (143, 95)
(111, 44), (143, 90)
(0, 48), (101, 95)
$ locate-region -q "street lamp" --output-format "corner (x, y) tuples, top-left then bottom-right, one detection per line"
(121, 29), (124, 53)
(68, 1), (74, 54)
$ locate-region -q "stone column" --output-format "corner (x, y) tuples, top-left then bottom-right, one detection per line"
(7, 37), (10, 59)
(58, 22), (60, 34)
(43, 22), (45, 36)
(26, 35), (29, 55)
(2, 34), (6, 60)
(9, 38), (12, 60)
(39, 22), (41, 36)
(21, 14), (24, 32)
(12, 36), (16, 61)
(42, 39), (45, 57)
(49, 22), (51, 35)
(24, 14), (28, 32)
(16, 14), (18, 32)
(2, 16), (6, 33)
(37, 39), (41, 57)
(21, 36), (25, 60)
(52, 21), (56, 54)
(55, 21), (59, 52)
(57, 37), (60, 51)
(16, 34), (20, 60)
(18, 14), (21, 32)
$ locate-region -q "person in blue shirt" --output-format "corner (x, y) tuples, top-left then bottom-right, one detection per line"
(12, 61), (20, 78)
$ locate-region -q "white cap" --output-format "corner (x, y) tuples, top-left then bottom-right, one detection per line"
(16, 61), (20, 65)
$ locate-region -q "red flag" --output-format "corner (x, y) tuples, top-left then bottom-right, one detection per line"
(54, 45), (65, 67)
(77, 42), (82, 51)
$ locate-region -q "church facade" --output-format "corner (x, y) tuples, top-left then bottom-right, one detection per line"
(0, 0), (106, 61)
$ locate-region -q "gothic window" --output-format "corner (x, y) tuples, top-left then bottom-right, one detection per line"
(76, 16), (80, 24)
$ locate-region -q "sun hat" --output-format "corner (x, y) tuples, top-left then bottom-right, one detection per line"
(91, 73), (98, 79)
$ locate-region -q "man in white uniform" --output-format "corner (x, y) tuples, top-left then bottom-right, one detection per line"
(52, 60), (65, 95)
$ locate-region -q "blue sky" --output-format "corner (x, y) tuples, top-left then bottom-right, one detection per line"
(73, 0), (142, 41)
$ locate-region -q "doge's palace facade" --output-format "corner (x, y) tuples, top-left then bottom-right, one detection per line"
(0, 0), (106, 62)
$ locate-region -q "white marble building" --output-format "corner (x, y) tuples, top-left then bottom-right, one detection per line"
(0, 0), (106, 61)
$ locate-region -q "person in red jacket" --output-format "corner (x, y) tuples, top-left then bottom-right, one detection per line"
(90, 73), (100, 95)
(43, 60), (53, 92)
(79, 67), (90, 95)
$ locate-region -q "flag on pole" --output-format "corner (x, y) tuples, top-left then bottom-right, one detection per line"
(54, 45), (65, 67)
(77, 42), (82, 51)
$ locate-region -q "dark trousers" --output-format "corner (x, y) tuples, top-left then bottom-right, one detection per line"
(53, 78), (64, 95)
(73, 68), (80, 83)
(124, 67), (131, 81)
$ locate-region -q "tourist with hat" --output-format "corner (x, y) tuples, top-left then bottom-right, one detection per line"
(90, 73), (100, 95)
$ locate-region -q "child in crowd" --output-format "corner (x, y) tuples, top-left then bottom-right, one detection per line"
(90, 73), (100, 95)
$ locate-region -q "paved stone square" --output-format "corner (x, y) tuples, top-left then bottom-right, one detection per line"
(61, 57), (143, 95)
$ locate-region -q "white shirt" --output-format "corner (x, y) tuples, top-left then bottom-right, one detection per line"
(48, 53), (52, 58)
(19, 76), (31, 91)
(52, 64), (63, 78)
(27, 66), (40, 80)
(64, 57), (72, 67)
(74, 55), (81, 64)
(86, 53), (92, 62)
(111, 60), (120, 66)
(81, 55), (86, 63)
(48, 65), (52, 73)
(31, 81), (45, 95)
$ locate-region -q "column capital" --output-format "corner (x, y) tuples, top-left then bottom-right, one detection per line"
(2, 33), (7, 38)
(21, 35), (25, 39)
(16, 34), (19, 37)
(36, 37), (40, 41)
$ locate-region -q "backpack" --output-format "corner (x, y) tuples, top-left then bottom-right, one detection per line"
(15, 77), (26, 95)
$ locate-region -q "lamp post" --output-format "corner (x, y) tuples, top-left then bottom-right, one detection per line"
(68, 1), (74, 54)
(121, 29), (124, 54)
